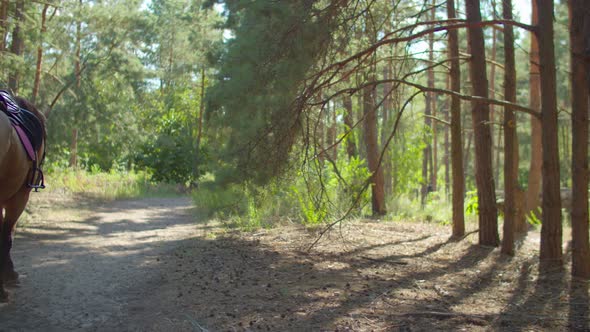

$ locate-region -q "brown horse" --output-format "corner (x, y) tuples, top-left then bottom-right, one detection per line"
(0, 94), (46, 302)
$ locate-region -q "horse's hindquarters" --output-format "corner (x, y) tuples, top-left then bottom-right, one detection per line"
(0, 112), (11, 161)
(0, 112), (31, 202)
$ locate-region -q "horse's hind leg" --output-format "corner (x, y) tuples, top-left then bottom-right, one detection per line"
(0, 209), (5, 302)
(1, 218), (19, 283)
(0, 187), (30, 301)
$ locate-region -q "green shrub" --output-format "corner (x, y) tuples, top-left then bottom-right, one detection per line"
(192, 154), (371, 230)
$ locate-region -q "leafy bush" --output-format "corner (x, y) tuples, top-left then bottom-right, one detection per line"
(193, 182), (249, 219)
(465, 190), (479, 216)
(194, 154), (372, 230)
(289, 155), (371, 225)
(136, 109), (208, 184)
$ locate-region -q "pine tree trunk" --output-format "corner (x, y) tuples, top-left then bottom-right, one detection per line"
(357, 93), (367, 160)
(501, 0), (519, 256)
(33, 4), (50, 104)
(193, 67), (206, 185)
(421, 143), (431, 207)
(0, 0), (8, 53)
(463, 129), (472, 184)
(526, 0), (542, 232)
(330, 103), (337, 161)
(489, 27), (499, 183)
(363, 82), (386, 216)
(537, 0), (563, 268)
(70, 0), (83, 169)
(381, 63), (393, 197)
(326, 109), (334, 160)
(444, 90), (450, 195)
(447, 0), (465, 238)
(465, 0), (499, 246)
(75, 0), (82, 88)
(8, 0), (25, 93)
(343, 91), (357, 159)
(69, 128), (78, 169)
(429, 2), (437, 192)
(315, 96), (326, 165)
(421, 88), (432, 206)
(568, 0), (590, 279)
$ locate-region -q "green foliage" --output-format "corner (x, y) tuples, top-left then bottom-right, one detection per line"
(465, 190), (479, 216)
(193, 179), (294, 230)
(193, 182), (248, 218)
(194, 154), (371, 230)
(390, 113), (428, 196)
(289, 156), (371, 225)
(3, 0), (580, 240)
(136, 106), (208, 184)
(388, 194), (454, 225)
(207, 0), (339, 185)
(526, 208), (542, 226)
(26, 0), (222, 183)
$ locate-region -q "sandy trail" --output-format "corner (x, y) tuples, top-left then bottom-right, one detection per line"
(0, 196), (200, 331)
(1, 194), (587, 332)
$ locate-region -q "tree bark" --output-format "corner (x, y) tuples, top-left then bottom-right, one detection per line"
(193, 67), (207, 184)
(69, 128), (78, 169)
(421, 91), (433, 206)
(568, 0), (590, 279)
(444, 83), (450, 195)
(526, 0), (542, 232)
(429, 2), (437, 193)
(323, 98), (337, 161)
(381, 62), (393, 197)
(421, 139), (431, 207)
(0, 0), (8, 52)
(33, 4), (50, 104)
(330, 102), (337, 161)
(343, 90), (357, 159)
(8, 0), (25, 94)
(75, 0), (82, 88)
(465, 0), (499, 246)
(489, 26), (499, 183)
(70, 0), (83, 168)
(447, 0), (465, 238)
(363, 82), (386, 216)
(537, 0), (563, 268)
(317, 97), (326, 164)
(501, 0), (519, 256)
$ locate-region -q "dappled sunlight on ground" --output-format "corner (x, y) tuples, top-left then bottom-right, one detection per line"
(0, 192), (587, 331)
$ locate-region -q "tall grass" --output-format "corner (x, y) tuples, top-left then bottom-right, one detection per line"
(45, 168), (180, 200)
(192, 157), (372, 231)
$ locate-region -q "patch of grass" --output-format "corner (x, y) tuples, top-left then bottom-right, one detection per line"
(45, 168), (180, 200)
(387, 193), (477, 225)
(192, 181), (282, 231)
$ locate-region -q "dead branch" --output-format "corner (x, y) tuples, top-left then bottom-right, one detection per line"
(360, 255), (409, 265)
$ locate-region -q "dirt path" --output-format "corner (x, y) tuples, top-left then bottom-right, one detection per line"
(0, 194), (202, 331)
(1, 193), (588, 332)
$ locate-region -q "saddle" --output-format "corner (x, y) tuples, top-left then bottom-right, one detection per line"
(0, 90), (45, 190)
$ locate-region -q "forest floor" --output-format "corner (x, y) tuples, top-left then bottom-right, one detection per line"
(0, 192), (588, 332)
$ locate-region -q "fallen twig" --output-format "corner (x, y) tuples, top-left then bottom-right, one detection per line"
(360, 255), (409, 265)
